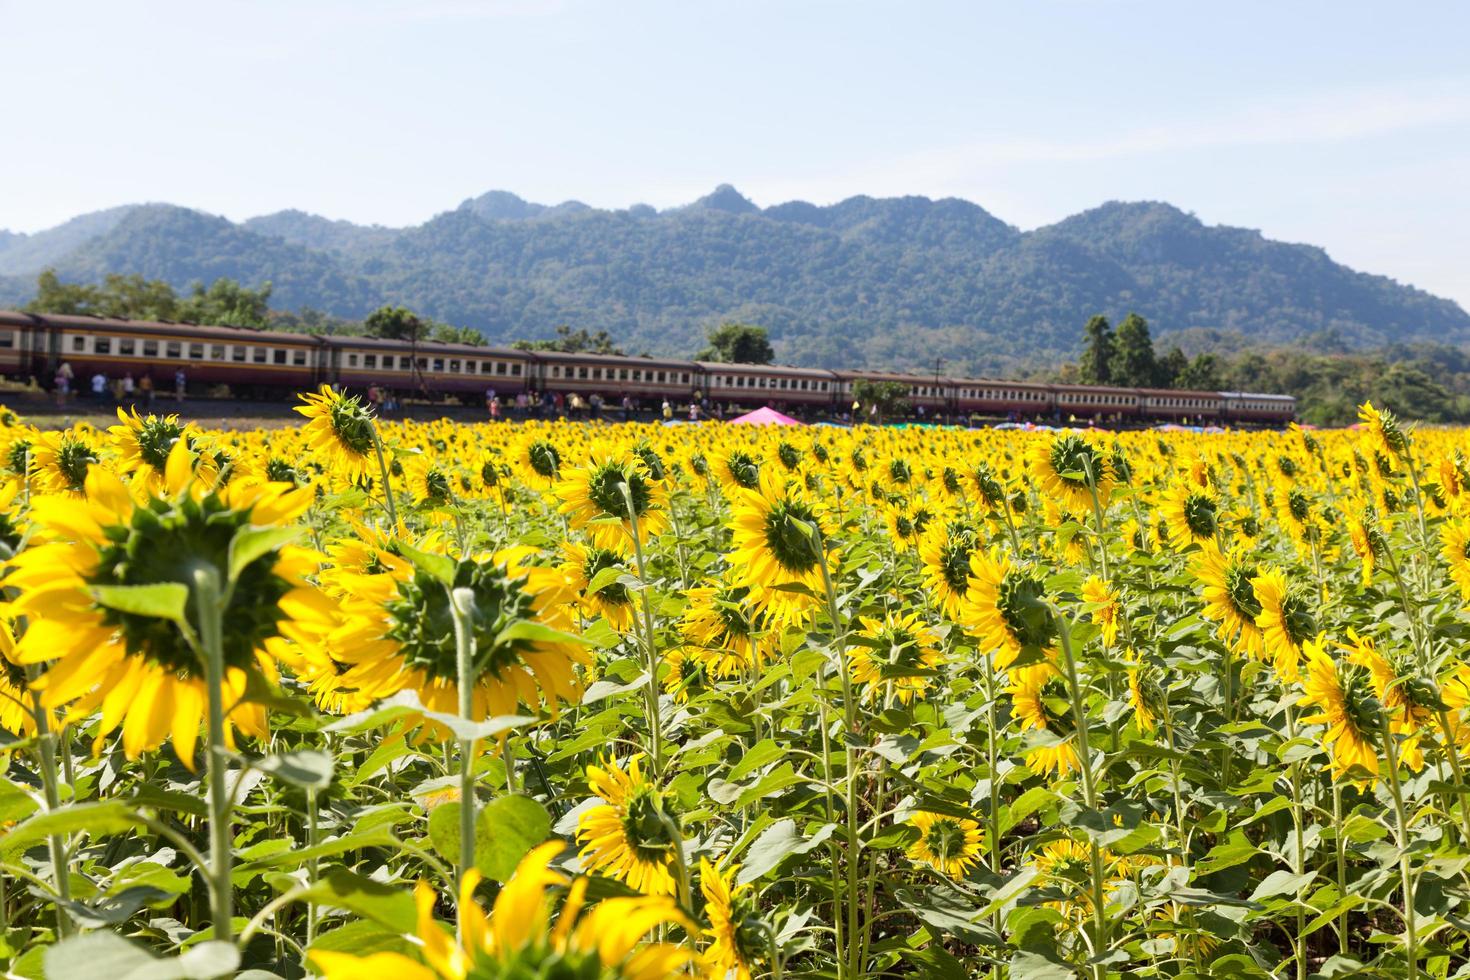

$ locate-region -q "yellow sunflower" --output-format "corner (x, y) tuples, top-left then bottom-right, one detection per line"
(1008, 663), (1080, 776)
(961, 549), (1055, 670)
(561, 541), (638, 631)
(679, 584), (772, 676)
(1298, 634), (1379, 782)
(1344, 629), (1429, 772)
(715, 448), (763, 495)
(29, 427), (101, 497)
(0, 620), (36, 737)
(295, 385), (379, 481)
(906, 810), (984, 879)
(918, 521), (981, 621)
(1251, 568), (1315, 683)
(329, 547), (589, 724)
(850, 610), (945, 704)
(557, 453), (669, 550)
(726, 470), (835, 626)
(107, 407), (214, 495)
(1029, 432), (1113, 514)
(1192, 541), (1264, 659)
(577, 753), (682, 896)
(1159, 483), (1218, 550)
(310, 842), (694, 980)
(1440, 519), (1470, 603)
(699, 858), (765, 980)
(1080, 575), (1121, 647)
(1358, 400), (1408, 461)
(5, 444), (316, 766)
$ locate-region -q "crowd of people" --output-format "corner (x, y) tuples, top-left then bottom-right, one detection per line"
(50, 362), (184, 410)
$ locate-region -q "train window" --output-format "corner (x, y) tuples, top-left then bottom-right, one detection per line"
(69, 335), (85, 352)
(189, 343), (204, 359)
(119, 339), (135, 355)
(0, 331), (11, 349)
(512, 364), (522, 376)
(681, 373), (690, 384)
(449, 359), (461, 373)
(210, 345), (224, 359)
(95, 337), (111, 355)
(273, 349), (287, 365)
(166, 342), (182, 358)
(293, 350), (306, 366)
(592, 368), (602, 381)
(252, 347), (267, 363)
(348, 354), (359, 367)
(618, 369), (627, 381)
(497, 362), (508, 375)
(230, 346), (244, 362)
(364, 354), (377, 368)
(144, 340), (159, 356)
(656, 371), (666, 382)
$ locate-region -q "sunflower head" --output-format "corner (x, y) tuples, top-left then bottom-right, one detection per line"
(296, 385), (377, 478)
(1358, 401), (1408, 459)
(1032, 433), (1112, 512)
(907, 811), (984, 879)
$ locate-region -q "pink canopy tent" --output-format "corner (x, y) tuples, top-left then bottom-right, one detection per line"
(728, 406), (803, 426)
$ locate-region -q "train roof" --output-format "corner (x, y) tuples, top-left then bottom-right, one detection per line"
(529, 350), (692, 369)
(320, 334), (524, 358)
(0, 310), (320, 345)
(695, 361), (834, 378)
(1133, 387), (1225, 398)
(1219, 391), (1296, 402)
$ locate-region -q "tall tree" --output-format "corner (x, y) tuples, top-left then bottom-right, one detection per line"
(364, 305), (428, 343)
(1113, 312), (1159, 387)
(1159, 345), (1190, 388)
(698, 322), (774, 364)
(1176, 353), (1222, 391)
(851, 379), (910, 422)
(178, 278), (272, 328)
(1078, 315), (1115, 384)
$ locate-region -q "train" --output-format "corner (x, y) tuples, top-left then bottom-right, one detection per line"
(0, 310), (1296, 425)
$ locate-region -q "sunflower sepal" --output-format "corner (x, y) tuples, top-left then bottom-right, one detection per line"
(90, 582), (190, 622)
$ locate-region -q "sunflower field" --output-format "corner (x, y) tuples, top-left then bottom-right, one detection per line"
(3, 391), (1470, 979)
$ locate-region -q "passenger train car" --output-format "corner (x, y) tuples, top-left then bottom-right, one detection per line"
(0, 310), (1296, 425)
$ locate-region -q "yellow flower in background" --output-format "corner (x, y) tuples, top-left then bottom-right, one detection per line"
(1193, 542), (1264, 659)
(1008, 663), (1080, 776)
(1252, 568), (1315, 683)
(1080, 576), (1121, 647)
(963, 550), (1055, 669)
(1441, 519), (1470, 602)
(557, 453), (669, 549)
(1160, 482), (1218, 549)
(727, 469), (834, 625)
(850, 610), (945, 704)
(577, 753), (682, 896)
(1298, 635), (1379, 782)
(907, 810), (984, 879)
(296, 385), (379, 481)
(1030, 432), (1113, 514)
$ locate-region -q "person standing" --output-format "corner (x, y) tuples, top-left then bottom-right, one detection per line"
(140, 374), (155, 409)
(174, 367), (187, 404)
(661, 399), (673, 421)
(91, 371), (107, 402)
(121, 372), (135, 409)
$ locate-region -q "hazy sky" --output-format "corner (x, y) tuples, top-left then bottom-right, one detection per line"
(4, 0), (1468, 307)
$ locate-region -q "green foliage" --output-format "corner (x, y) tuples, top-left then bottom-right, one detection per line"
(364, 305), (427, 344)
(697, 322), (774, 364)
(511, 324), (623, 355)
(851, 379), (910, 421)
(1078, 315), (1114, 384)
(1112, 313), (1160, 387)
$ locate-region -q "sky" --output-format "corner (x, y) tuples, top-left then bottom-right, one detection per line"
(3, 0), (1469, 308)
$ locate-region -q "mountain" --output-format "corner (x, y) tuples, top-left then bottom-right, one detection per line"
(2, 189), (1465, 375)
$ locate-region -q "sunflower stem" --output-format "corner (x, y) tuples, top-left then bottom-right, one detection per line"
(619, 481), (664, 777)
(370, 423), (398, 528)
(810, 523), (863, 980)
(449, 585), (479, 929)
(1331, 780), (1349, 956)
(1379, 711), (1419, 980)
(191, 565), (234, 944)
(25, 666), (72, 938)
(1049, 605), (1109, 979)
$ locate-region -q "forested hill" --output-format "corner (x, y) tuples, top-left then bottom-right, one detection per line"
(1, 187), (1465, 376)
